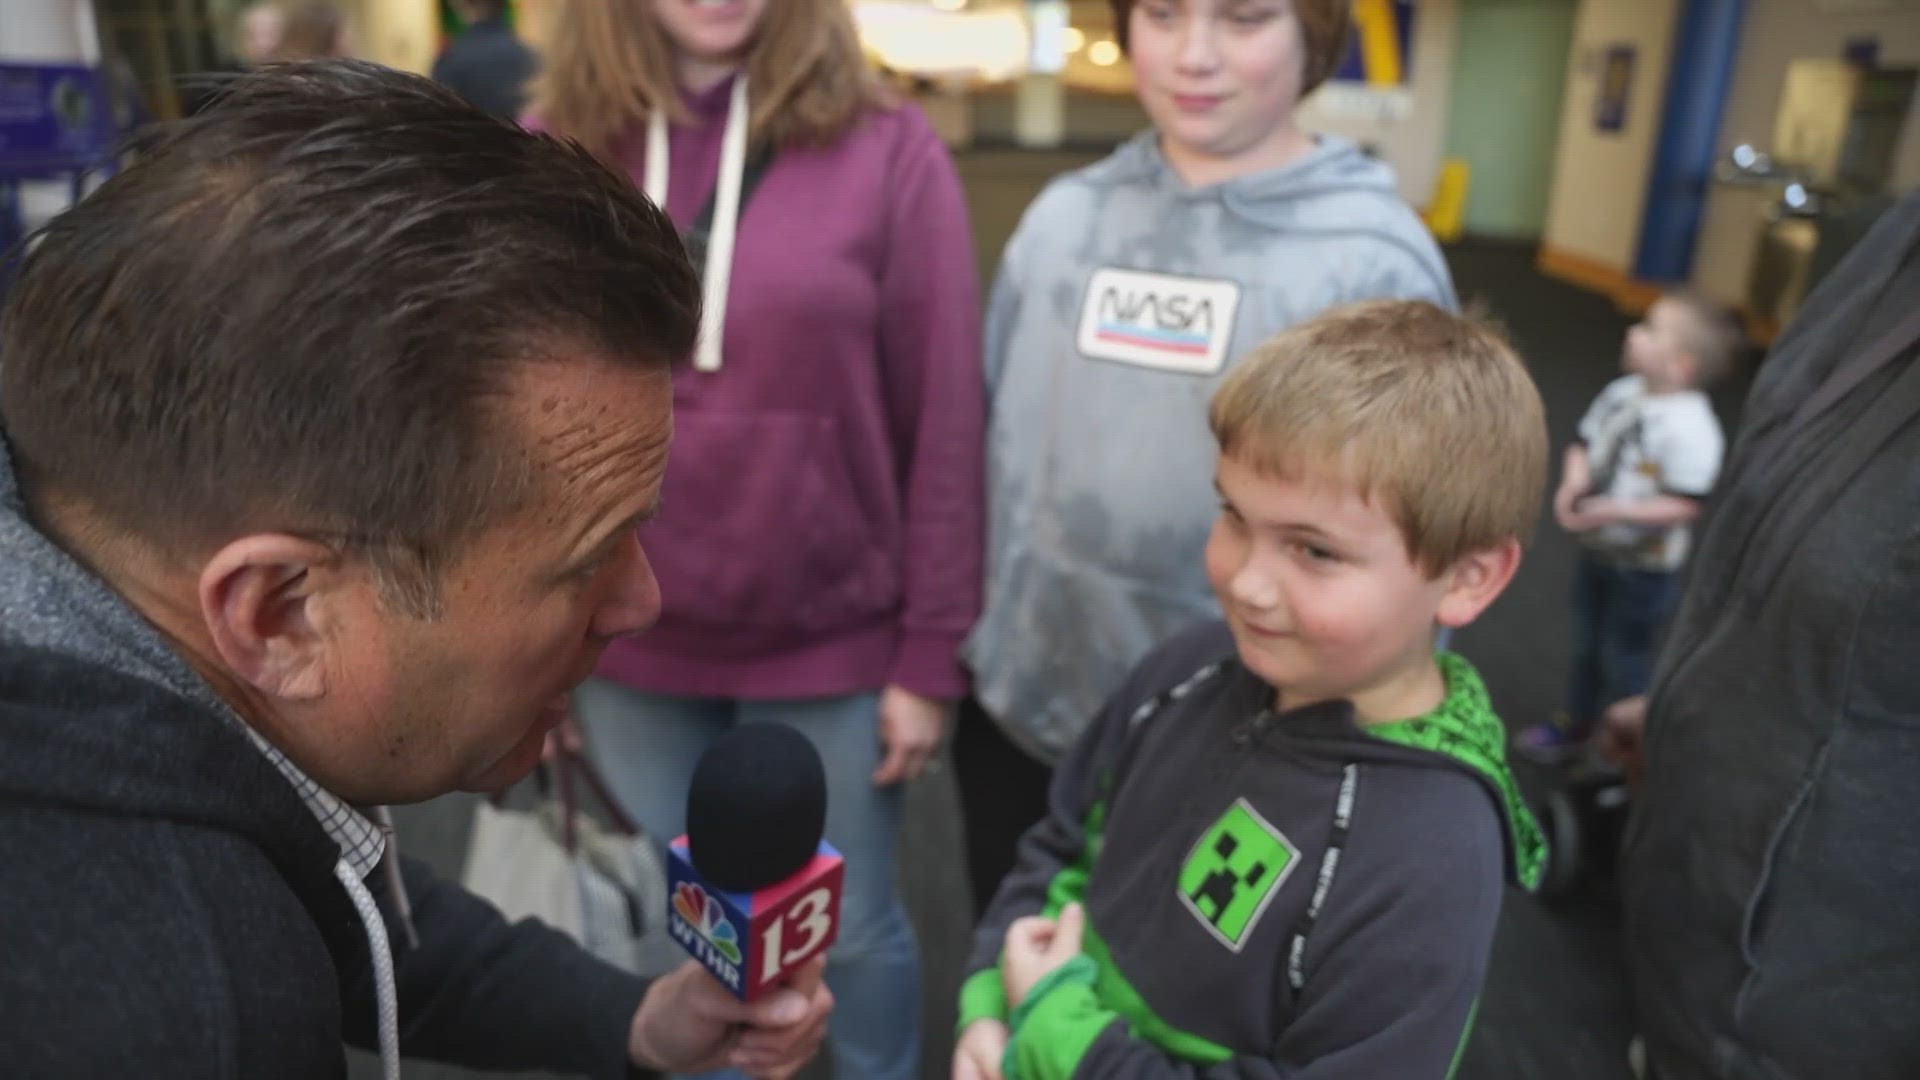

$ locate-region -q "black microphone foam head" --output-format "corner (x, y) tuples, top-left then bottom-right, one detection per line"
(686, 721), (828, 893)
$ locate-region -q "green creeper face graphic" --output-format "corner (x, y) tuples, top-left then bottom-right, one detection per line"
(1178, 798), (1298, 951)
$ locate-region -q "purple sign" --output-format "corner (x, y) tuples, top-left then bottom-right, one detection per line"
(0, 63), (116, 179)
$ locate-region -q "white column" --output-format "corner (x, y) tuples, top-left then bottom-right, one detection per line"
(1013, 73), (1065, 149)
(1014, 0), (1068, 149)
(2, 0), (101, 231)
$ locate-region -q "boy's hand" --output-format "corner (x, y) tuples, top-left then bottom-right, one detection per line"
(953, 1019), (1009, 1080)
(1554, 483), (1595, 532)
(1560, 494), (1627, 533)
(1002, 902), (1086, 1007)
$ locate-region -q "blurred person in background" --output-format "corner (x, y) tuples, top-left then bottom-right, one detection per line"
(433, 0), (537, 119)
(527, 1), (985, 1077)
(270, 3), (352, 63)
(956, 0), (1457, 914)
(180, 2), (350, 109)
(1519, 290), (1738, 760)
(237, 2), (288, 66)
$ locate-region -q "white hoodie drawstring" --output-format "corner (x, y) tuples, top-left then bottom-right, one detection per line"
(336, 857), (401, 1080)
(645, 76), (750, 374)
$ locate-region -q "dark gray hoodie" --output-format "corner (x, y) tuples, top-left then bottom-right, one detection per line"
(1623, 193), (1920, 1080)
(0, 427), (655, 1077)
(960, 622), (1543, 1079)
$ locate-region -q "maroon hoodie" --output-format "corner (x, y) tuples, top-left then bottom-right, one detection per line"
(535, 79), (983, 701)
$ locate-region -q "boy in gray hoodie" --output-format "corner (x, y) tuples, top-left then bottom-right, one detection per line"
(956, 0), (1457, 911)
(956, 302), (1547, 1080)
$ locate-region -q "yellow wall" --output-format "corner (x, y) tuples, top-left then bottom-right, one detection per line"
(1539, 0), (1680, 273)
(1296, 0), (1460, 206)
(1689, 0), (1920, 304)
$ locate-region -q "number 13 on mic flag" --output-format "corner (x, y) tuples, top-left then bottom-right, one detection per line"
(666, 837), (845, 1000)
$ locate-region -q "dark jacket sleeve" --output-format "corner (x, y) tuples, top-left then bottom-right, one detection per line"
(343, 856), (658, 1080)
(955, 689), (1115, 1031)
(1006, 770), (1505, 1079)
(959, 624), (1233, 1034)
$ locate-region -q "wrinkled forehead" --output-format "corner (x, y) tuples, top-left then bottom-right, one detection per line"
(504, 360), (673, 517)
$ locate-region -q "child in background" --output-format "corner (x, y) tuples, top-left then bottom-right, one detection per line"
(955, 301), (1547, 1080)
(1520, 291), (1740, 758)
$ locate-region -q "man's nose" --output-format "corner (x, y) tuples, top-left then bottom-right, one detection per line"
(592, 533), (662, 640)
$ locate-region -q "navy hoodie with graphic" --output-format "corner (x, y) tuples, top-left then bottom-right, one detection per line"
(960, 623), (1544, 1079)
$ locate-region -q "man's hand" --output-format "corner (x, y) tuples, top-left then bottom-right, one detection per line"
(1002, 902), (1085, 1008)
(872, 685), (948, 786)
(629, 957), (832, 1079)
(1596, 695), (1649, 787)
(953, 1018), (1010, 1080)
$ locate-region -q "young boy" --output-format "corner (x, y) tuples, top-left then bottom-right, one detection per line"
(954, 301), (1549, 1080)
(1519, 291), (1739, 757)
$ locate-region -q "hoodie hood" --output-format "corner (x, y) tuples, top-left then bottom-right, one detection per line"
(1366, 652), (1548, 892)
(1216, 648), (1546, 892)
(0, 431), (230, 713)
(1075, 131), (1453, 289)
(0, 428), (331, 861)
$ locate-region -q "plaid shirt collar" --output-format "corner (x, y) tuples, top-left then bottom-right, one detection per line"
(238, 725), (387, 879)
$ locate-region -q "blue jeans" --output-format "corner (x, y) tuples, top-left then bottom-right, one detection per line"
(572, 679), (921, 1080)
(1567, 552), (1678, 735)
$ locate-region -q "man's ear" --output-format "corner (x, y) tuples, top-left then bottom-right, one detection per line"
(1436, 537), (1523, 630)
(198, 535), (343, 701)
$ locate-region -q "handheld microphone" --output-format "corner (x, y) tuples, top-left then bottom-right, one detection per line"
(666, 722), (844, 1000)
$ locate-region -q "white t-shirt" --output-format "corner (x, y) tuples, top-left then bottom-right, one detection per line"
(1579, 374), (1724, 571)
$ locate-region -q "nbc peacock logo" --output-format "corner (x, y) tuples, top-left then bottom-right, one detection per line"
(673, 882), (742, 963)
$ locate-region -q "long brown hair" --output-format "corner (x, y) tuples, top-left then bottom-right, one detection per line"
(532, 0), (893, 156)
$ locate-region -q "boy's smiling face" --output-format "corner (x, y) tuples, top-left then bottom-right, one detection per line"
(1205, 452), (1516, 722)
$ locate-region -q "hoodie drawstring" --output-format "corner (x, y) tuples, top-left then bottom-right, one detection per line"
(644, 76), (750, 373)
(1286, 763), (1358, 993)
(336, 857), (401, 1080)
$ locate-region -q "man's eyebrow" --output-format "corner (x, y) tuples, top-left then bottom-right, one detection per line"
(566, 499), (662, 569)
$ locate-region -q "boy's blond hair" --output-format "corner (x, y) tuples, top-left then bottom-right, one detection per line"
(1209, 300), (1547, 577)
(1662, 288), (1745, 386)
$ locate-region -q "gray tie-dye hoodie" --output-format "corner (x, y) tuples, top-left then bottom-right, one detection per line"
(965, 132), (1457, 763)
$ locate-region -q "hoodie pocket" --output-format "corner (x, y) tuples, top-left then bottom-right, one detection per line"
(643, 410), (896, 633)
(1733, 537), (1920, 1058)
